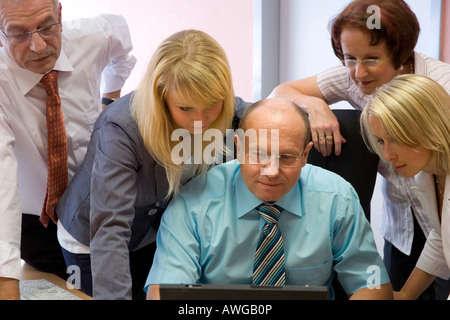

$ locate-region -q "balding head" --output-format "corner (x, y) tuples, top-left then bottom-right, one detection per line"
(235, 97), (314, 203)
(239, 97), (311, 149)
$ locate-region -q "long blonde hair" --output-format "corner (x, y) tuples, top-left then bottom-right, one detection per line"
(361, 74), (450, 175)
(131, 30), (235, 198)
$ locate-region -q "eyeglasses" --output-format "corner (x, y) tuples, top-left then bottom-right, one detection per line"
(0, 20), (61, 44)
(341, 58), (386, 68)
(246, 151), (301, 168)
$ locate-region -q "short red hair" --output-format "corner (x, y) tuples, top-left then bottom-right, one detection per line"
(330, 0), (420, 69)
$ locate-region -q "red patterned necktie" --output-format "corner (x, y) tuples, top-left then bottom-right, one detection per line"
(40, 71), (68, 227)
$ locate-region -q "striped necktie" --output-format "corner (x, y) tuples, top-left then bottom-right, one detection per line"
(252, 204), (285, 286)
(40, 71), (68, 227)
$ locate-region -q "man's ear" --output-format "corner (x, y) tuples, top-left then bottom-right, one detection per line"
(58, 2), (63, 32)
(301, 141), (314, 165)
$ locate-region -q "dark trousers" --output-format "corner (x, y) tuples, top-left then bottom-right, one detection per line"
(384, 214), (450, 300)
(129, 242), (157, 299)
(21, 214), (68, 280)
(61, 248), (93, 297)
(62, 241), (157, 300)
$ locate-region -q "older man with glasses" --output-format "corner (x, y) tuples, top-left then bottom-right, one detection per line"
(0, 0), (136, 299)
(145, 98), (392, 300)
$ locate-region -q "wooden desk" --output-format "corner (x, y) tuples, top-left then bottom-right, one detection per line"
(21, 261), (92, 300)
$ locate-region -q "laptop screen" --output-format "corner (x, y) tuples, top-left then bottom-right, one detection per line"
(160, 284), (328, 300)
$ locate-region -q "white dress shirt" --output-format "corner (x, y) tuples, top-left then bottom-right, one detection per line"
(0, 14), (136, 280)
(317, 52), (450, 258)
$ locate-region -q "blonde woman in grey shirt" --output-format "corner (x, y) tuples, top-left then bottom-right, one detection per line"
(56, 30), (249, 300)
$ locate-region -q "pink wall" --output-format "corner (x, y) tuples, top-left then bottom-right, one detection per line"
(60, 0), (254, 101)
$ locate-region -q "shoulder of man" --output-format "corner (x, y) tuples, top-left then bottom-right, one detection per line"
(179, 160), (240, 204)
(301, 163), (356, 199)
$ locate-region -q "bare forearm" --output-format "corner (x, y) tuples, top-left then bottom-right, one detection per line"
(270, 77), (345, 156)
(101, 90), (121, 109)
(146, 284), (160, 300)
(350, 283), (393, 300)
(269, 76), (326, 111)
(102, 90), (121, 100)
(269, 83), (308, 108)
(0, 277), (20, 300)
(395, 267), (436, 300)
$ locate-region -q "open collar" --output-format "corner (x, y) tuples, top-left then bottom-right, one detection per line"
(235, 168), (303, 219)
(0, 48), (74, 95)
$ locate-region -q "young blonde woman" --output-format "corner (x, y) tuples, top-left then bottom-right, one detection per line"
(360, 74), (450, 299)
(55, 29), (249, 300)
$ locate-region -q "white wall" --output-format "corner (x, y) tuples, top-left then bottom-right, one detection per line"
(59, 0), (254, 101)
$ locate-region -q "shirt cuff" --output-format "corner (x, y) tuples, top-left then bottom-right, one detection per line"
(0, 242), (21, 280)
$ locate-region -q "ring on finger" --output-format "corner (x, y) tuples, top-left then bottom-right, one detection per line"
(319, 136), (325, 141)
(325, 135), (333, 140)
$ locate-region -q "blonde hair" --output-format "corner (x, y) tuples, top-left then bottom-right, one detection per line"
(361, 74), (450, 175)
(131, 29), (235, 198)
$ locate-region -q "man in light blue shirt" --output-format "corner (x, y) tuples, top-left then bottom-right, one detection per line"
(146, 98), (392, 299)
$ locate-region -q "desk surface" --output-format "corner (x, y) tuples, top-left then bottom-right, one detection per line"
(21, 262), (92, 300)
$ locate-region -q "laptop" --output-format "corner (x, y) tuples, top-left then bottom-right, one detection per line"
(160, 284), (328, 300)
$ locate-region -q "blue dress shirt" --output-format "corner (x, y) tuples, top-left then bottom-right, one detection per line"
(146, 160), (389, 299)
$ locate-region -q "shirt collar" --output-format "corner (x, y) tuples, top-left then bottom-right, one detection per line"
(0, 47), (74, 95)
(235, 168), (303, 219)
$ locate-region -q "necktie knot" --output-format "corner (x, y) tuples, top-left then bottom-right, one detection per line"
(41, 71), (59, 95)
(257, 204), (282, 224)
